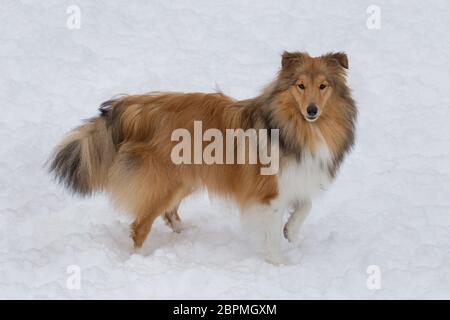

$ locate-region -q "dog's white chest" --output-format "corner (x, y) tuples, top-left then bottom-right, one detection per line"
(275, 143), (333, 207)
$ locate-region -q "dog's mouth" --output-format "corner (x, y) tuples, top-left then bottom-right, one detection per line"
(305, 115), (319, 122)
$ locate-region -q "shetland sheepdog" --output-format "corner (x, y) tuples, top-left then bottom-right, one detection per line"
(49, 52), (357, 264)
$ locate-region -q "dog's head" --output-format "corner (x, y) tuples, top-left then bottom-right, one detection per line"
(277, 51), (349, 123)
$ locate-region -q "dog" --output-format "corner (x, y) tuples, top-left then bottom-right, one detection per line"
(49, 52), (357, 264)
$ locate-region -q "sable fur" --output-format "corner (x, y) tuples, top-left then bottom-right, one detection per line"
(49, 51), (357, 251)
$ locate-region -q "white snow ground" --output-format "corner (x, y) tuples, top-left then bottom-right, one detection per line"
(1, 0), (450, 299)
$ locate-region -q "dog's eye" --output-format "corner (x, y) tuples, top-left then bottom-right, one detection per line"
(298, 84), (305, 90)
(319, 84), (327, 90)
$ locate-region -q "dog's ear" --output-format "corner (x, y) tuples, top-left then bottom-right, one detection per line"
(281, 51), (307, 69)
(324, 52), (348, 69)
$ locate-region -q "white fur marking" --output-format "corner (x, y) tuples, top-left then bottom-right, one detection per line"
(274, 142), (333, 210)
(245, 138), (333, 263)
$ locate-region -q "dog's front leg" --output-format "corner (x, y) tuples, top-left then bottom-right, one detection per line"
(283, 199), (312, 243)
(263, 206), (285, 265)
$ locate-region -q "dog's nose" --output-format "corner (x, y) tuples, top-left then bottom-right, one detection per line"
(306, 104), (318, 117)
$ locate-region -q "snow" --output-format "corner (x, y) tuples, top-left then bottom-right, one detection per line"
(1, 0), (450, 299)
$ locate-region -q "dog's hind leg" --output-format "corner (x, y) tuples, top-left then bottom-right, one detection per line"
(131, 211), (159, 249)
(130, 187), (189, 249)
(163, 205), (183, 233)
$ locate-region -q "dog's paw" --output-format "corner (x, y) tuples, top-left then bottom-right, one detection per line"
(283, 223), (298, 244)
(163, 216), (183, 233)
(171, 220), (183, 233)
(265, 253), (287, 266)
(132, 246), (144, 255)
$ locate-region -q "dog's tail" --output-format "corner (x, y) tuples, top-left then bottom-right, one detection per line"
(49, 100), (120, 196)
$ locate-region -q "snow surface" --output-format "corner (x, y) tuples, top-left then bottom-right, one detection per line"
(1, 0), (450, 299)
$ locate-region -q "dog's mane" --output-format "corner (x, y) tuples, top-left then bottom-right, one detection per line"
(233, 58), (357, 177)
